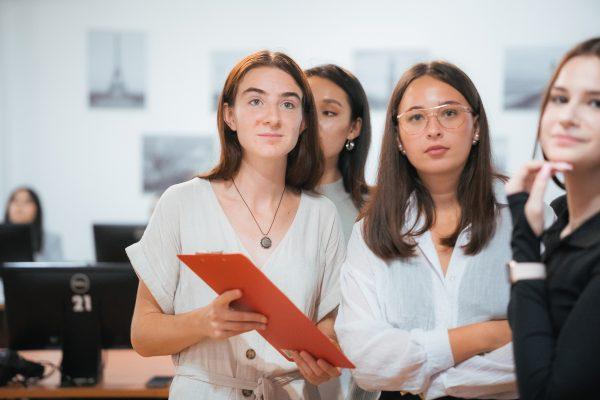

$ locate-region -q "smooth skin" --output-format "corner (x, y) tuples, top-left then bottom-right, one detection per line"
(308, 76), (362, 185)
(7, 189), (37, 224)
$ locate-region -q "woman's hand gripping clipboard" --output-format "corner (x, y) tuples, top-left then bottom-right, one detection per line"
(177, 253), (355, 369)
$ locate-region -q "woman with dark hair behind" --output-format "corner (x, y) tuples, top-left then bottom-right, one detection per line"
(335, 61), (519, 399)
(4, 186), (63, 261)
(306, 64), (371, 242)
(506, 37), (600, 400)
(305, 64), (373, 400)
(127, 50), (346, 399)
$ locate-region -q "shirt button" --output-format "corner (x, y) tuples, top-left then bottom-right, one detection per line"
(242, 389), (253, 397)
(246, 348), (256, 360)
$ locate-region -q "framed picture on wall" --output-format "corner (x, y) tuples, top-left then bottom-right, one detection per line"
(142, 134), (216, 193)
(353, 49), (430, 111)
(88, 31), (146, 109)
(503, 46), (566, 110)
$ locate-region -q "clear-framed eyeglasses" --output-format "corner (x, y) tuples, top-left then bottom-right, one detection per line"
(396, 104), (475, 135)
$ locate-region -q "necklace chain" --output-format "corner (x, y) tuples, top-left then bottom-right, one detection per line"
(231, 178), (286, 242)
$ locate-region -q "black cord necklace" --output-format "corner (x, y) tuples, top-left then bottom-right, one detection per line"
(231, 179), (286, 249)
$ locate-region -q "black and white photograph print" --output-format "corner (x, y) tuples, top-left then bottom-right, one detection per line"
(89, 31), (146, 108)
(503, 46), (566, 110)
(143, 134), (216, 193)
(211, 50), (250, 110)
(353, 49), (430, 110)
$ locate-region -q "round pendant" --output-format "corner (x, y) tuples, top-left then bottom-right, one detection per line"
(260, 236), (272, 249)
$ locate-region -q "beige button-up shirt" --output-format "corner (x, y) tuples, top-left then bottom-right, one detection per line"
(127, 178), (346, 400)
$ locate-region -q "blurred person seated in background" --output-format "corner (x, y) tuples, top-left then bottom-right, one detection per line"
(3, 186), (64, 261)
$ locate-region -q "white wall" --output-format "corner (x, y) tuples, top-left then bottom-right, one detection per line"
(1, 0), (599, 260)
(0, 3), (9, 206)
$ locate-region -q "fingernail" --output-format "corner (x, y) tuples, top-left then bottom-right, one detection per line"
(542, 163), (552, 174)
(557, 162), (573, 170)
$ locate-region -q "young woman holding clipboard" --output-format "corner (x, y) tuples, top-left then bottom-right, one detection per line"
(127, 51), (346, 399)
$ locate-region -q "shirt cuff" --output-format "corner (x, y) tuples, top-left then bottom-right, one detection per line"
(126, 241), (175, 314)
(317, 287), (340, 322)
(424, 372), (448, 400)
(415, 329), (454, 376)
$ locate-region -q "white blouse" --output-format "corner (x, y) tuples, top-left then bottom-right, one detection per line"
(335, 189), (519, 400)
(126, 178), (346, 400)
(319, 179), (378, 400)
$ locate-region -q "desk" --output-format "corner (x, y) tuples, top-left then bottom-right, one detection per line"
(0, 349), (174, 398)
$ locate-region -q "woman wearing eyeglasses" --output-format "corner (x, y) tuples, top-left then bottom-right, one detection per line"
(335, 61), (519, 400)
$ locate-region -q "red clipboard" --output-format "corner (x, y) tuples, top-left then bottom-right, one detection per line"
(177, 253), (355, 369)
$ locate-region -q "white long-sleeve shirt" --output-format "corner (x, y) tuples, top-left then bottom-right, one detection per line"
(335, 195), (519, 399)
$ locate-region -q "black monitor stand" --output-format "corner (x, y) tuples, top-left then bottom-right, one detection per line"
(60, 293), (104, 386)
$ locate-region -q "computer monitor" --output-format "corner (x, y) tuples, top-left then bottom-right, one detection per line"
(0, 224), (34, 263)
(93, 224), (146, 262)
(1, 262), (139, 386)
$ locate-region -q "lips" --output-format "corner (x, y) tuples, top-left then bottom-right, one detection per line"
(552, 133), (584, 144)
(258, 133), (283, 138)
(425, 145), (449, 154)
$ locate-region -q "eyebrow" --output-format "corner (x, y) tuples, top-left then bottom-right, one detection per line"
(282, 91), (302, 101)
(551, 86), (600, 96)
(241, 87), (302, 101)
(404, 100), (462, 112)
(322, 98), (343, 107)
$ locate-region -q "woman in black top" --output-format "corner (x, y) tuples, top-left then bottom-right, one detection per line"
(505, 37), (600, 400)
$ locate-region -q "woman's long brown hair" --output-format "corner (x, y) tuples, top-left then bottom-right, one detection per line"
(202, 50), (323, 192)
(362, 61), (504, 261)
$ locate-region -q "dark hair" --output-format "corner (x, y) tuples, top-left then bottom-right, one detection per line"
(203, 50), (323, 191)
(305, 64), (371, 209)
(362, 61), (503, 261)
(535, 37), (600, 189)
(4, 187), (43, 253)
